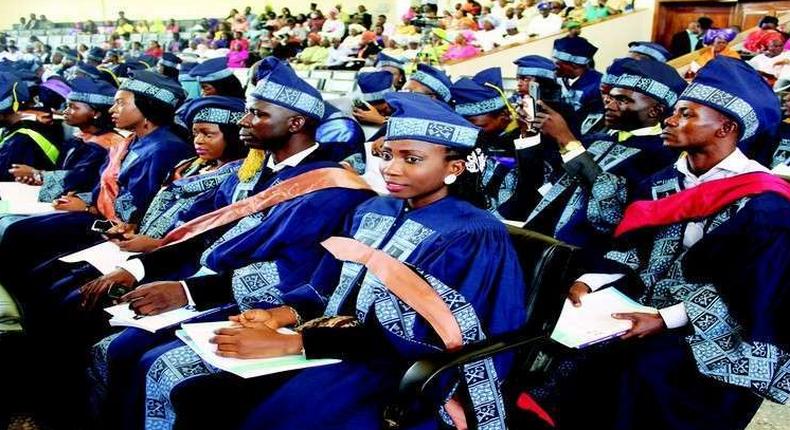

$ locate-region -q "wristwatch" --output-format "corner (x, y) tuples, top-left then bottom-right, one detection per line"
(559, 140), (584, 155)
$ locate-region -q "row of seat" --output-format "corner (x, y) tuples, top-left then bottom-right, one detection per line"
(6, 32), (198, 50)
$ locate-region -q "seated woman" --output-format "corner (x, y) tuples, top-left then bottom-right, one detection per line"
(689, 28), (740, 74)
(135, 93), (527, 430)
(24, 96), (249, 317)
(1, 77), (124, 237)
(189, 57), (245, 99)
(0, 71), (192, 301)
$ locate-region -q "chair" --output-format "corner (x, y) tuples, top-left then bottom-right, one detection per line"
(303, 77), (324, 91)
(62, 35), (77, 47)
(77, 34), (92, 46)
(322, 79), (356, 95)
(331, 70), (357, 81)
(91, 34), (106, 45)
(309, 69), (333, 80)
(130, 33), (143, 43)
(294, 69), (311, 79)
(385, 226), (579, 429)
(48, 35), (62, 47)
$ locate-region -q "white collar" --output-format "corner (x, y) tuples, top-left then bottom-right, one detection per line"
(675, 148), (768, 184)
(267, 143), (320, 172)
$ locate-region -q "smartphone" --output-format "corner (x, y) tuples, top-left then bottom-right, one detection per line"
(353, 99), (371, 111)
(90, 219), (116, 233)
(528, 81), (541, 112)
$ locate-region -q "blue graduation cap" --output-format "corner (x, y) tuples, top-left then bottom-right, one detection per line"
(601, 57), (626, 86)
(86, 47), (106, 63)
(179, 62), (198, 79)
(357, 71), (394, 102)
(537, 1), (552, 11)
(253, 56), (286, 84)
(384, 92), (479, 149)
(0, 71), (29, 113)
(179, 95), (246, 128)
(158, 53), (182, 70)
(74, 62), (103, 79)
(608, 57), (686, 109)
(376, 52), (406, 71)
(553, 37), (598, 65)
(137, 55), (158, 69)
(57, 47), (79, 62)
(106, 62), (146, 79)
(189, 57), (234, 83)
(66, 76), (117, 108)
(628, 41), (672, 63)
(450, 67), (507, 117)
(513, 55), (556, 80)
(410, 64), (453, 103)
(119, 70), (186, 110)
(680, 56), (780, 142)
(249, 60), (325, 121)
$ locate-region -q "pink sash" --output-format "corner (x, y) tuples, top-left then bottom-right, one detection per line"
(96, 136), (132, 222)
(615, 172), (790, 238)
(160, 167), (372, 246)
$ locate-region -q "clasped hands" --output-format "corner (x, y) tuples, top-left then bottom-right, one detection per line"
(567, 281), (666, 339)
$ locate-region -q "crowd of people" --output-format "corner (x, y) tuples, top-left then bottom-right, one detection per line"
(3, 0), (637, 72)
(0, 2), (788, 430)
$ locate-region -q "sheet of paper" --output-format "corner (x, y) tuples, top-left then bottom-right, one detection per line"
(181, 321), (341, 379)
(104, 303), (221, 333)
(59, 241), (140, 275)
(0, 182), (41, 203)
(550, 288), (658, 349)
(0, 200), (59, 215)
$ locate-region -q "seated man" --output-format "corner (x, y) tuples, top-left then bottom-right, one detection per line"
(555, 56), (790, 430)
(553, 36), (603, 124)
(526, 57), (685, 251)
(86, 60), (375, 429)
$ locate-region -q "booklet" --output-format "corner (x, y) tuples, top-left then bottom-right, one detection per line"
(0, 182), (40, 202)
(59, 241), (140, 275)
(0, 200), (59, 215)
(179, 321), (341, 379)
(772, 163), (790, 181)
(104, 303), (221, 333)
(550, 288), (658, 349)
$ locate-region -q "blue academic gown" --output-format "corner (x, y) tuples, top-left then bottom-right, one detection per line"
(550, 166), (790, 430)
(525, 132), (677, 251)
(0, 120), (63, 181)
(91, 159), (374, 430)
(161, 196), (527, 430)
(36, 133), (113, 202)
(559, 69), (603, 127)
(0, 125), (192, 297)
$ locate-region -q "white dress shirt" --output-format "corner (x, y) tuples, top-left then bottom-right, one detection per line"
(577, 149), (767, 329)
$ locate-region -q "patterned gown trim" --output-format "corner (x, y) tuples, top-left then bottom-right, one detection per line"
(325, 214), (508, 429)
(526, 139), (641, 223)
(605, 179), (790, 403)
(770, 138), (790, 169)
(139, 165), (236, 239)
(38, 170), (68, 203)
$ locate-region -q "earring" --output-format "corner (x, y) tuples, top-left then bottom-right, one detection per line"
(443, 174), (457, 185)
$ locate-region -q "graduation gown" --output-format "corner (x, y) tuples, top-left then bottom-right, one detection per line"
(91, 159), (374, 430)
(557, 167), (790, 430)
(0, 120), (62, 181)
(0, 125), (192, 292)
(157, 196), (527, 430)
(559, 69), (603, 127)
(37, 132), (116, 202)
(525, 131), (677, 250)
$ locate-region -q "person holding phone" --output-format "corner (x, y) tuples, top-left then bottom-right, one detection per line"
(526, 57), (686, 252)
(351, 70), (395, 129)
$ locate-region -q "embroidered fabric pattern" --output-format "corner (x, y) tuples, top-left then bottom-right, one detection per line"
(552, 49), (589, 65)
(120, 79), (180, 107)
(455, 96), (506, 117)
(193, 107), (246, 125)
(411, 70), (452, 102)
(614, 73), (677, 107)
(252, 79), (325, 119)
(386, 117), (479, 148)
(68, 92), (116, 107)
(681, 83), (759, 140)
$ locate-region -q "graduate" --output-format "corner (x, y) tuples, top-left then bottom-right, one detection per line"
(403, 63), (454, 105)
(85, 61), (375, 429)
(145, 92), (527, 430)
(351, 70), (395, 130)
(450, 67), (546, 221)
(0, 70), (192, 294)
(627, 41), (673, 62)
(526, 57), (684, 251)
(157, 53), (182, 81)
(553, 56), (790, 430)
(0, 71), (62, 182)
(1, 77), (124, 236)
(375, 52), (407, 90)
(188, 57), (245, 99)
(552, 36), (603, 124)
